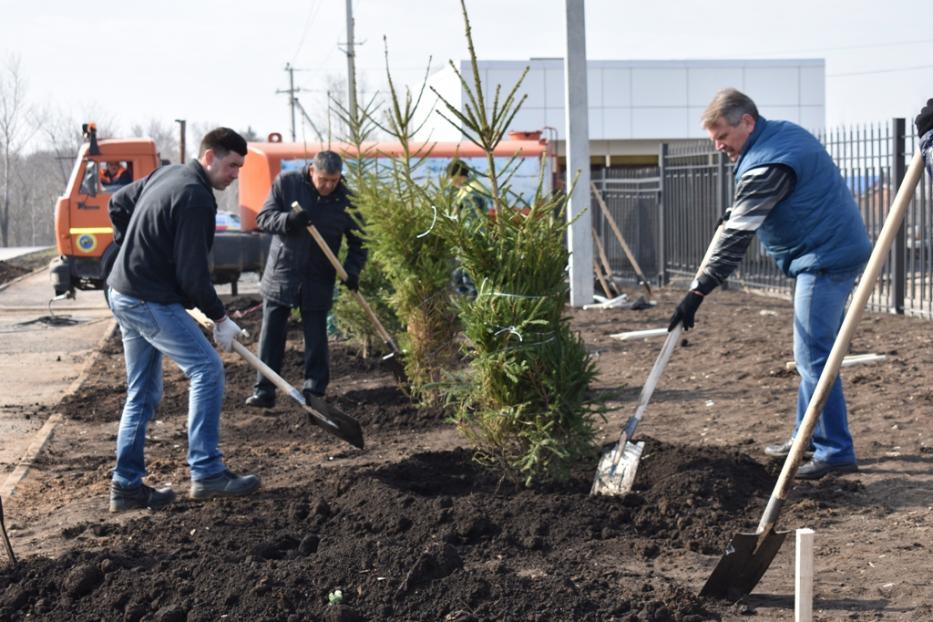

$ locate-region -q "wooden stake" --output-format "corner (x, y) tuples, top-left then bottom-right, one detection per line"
(795, 528), (815, 622)
(590, 182), (652, 297)
(610, 327), (668, 341)
(785, 353), (886, 372)
(593, 259), (614, 299)
(591, 229), (621, 296)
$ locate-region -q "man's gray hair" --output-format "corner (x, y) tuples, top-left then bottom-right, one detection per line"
(312, 150), (343, 174)
(701, 88), (760, 128)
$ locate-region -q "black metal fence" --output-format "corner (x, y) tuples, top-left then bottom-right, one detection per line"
(590, 118), (933, 317)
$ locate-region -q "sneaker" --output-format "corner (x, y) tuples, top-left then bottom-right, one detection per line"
(795, 460), (858, 480)
(764, 439), (815, 460)
(245, 393), (275, 408)
(110, 482), (176, 513)
(190, 469), (261, 500)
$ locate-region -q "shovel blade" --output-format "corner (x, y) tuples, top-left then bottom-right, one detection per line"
(302, 393), (365, 450)
(590, 440), (645, 495)
(699, 527), (788, 600)
(381, 351), (409, 386)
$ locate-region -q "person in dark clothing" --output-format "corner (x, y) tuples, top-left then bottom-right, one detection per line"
(107, 127), (260, 513)
(918, 98), (933, 175)
(667, 88), (871, 480)
(245, 151), (367, 408)
(100, 160), (132, 188)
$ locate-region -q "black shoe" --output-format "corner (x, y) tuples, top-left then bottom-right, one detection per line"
(245, 393), (275, 408)
(795, 460), (858, 480)
(110, 482), (176, 513)
(190, 469), (261, 499)
(764, 439), (815, 459)
(302, 388), (325, 405)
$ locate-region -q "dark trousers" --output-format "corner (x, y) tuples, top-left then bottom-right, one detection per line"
(253, 299), (330, 399)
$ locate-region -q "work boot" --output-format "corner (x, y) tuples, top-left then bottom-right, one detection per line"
(109, 481), (176, 513)
(245, 393), (275, 408)
(302, 388), (325, 405)
(764, 439), (815, 460)
(190, 469), (261, 500)
(795, 460), (858, 480)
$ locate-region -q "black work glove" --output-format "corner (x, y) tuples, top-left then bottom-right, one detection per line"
(343, 272), (360, 291)
(667, 290), (705, 332)
(917, 98), (933, 137)
(286, 209), (311, 233)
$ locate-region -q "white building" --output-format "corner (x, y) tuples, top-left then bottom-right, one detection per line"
(426, 58), (825, 166)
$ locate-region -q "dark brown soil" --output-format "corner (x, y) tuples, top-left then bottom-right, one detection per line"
(0, 261), (29, 286)
(2, 286), (932, 621)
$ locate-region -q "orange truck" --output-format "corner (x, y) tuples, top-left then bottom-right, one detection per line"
(50, 126), (551, 298)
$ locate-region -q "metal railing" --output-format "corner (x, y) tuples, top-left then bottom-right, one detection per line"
(607, 118), (933, 317)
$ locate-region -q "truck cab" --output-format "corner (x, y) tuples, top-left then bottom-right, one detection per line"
(50, 123), (266, 298)
(50, 124), (161, 296)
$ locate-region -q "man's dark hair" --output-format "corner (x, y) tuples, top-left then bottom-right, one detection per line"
(313, 150), (343, 174)
(199, 127), (248, 158)
(446, 159), (470, 178)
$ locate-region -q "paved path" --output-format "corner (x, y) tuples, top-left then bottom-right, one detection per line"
(0, 269), (113, 489)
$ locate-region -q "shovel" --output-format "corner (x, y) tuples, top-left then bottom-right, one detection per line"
(290, 201), (408, 385)
(0, 494), (16, 568)
(591, 225), (724, 495)
(700, 148), (927, 600)
(188, 309), (365, 449)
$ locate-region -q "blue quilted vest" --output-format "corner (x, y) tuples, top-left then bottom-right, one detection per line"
(734, 118), (871, 277)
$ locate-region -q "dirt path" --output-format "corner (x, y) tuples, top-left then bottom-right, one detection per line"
(1, 287), (931, 621)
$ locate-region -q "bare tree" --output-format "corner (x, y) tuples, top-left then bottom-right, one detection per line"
(0, 55), (36, 247)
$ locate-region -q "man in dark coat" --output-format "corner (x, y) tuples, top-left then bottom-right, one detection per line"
(246, 151), (367, 407)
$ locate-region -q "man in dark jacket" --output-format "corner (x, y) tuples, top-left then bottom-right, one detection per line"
(107, 127), (260, 512)
(246, 151), (367, 407)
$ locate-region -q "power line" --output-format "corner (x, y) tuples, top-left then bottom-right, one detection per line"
(291, 0), (324, 63)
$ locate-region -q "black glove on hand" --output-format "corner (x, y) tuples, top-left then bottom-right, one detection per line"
(667, 290), (705, 332)
(286, 209), (311, 232)
(343, 272), (360, 291)
(917, 98), (933, 137)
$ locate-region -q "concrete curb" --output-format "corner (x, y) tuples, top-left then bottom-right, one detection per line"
(0, 318), (119, 498)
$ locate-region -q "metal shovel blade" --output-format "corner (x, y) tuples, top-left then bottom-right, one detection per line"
(380, 351), (408, 386)
(590, 440), (645, 495)
(301, 392), (365, 450)
(699, 527), (788, 600)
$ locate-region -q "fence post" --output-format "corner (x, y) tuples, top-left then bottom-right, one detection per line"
(891, 118), (906, 314)
(657, 143), (668, 286)
(717, 151), (729, 290)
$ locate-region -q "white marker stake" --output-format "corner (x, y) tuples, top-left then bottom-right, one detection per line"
(795, 528), (815, 622)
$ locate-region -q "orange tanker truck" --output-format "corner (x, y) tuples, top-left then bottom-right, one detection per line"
(50, 126), (551, 299)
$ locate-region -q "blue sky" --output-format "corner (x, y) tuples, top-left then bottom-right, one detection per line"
(3, 0), (932, 145)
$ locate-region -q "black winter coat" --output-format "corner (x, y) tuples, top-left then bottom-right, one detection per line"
(256, 168), (367, 311)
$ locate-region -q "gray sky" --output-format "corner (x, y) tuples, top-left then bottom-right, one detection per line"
(4, 0), (933, 146)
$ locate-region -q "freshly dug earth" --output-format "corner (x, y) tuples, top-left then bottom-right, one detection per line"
(2, 287), (932, 621)
(0, 249), (56, 286)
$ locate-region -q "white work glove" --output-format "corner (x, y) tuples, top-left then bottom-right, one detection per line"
(212, 316), (242, 352)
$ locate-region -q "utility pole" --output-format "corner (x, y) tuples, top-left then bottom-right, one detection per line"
(564, 0), (594, 306)
(174, 119), (186, 163)
(276, 63), (299, 141)
(344, 0), (359, 127)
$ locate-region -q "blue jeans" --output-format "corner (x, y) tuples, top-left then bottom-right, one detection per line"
(109, 290), (226, 486)
(792, 269), (859, 465)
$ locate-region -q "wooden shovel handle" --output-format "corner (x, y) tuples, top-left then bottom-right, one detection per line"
(757, 149), (927, 534)
(290, 202), (401, 355)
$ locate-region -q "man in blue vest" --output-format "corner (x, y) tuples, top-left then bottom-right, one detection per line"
(667, 88), (871, 480)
